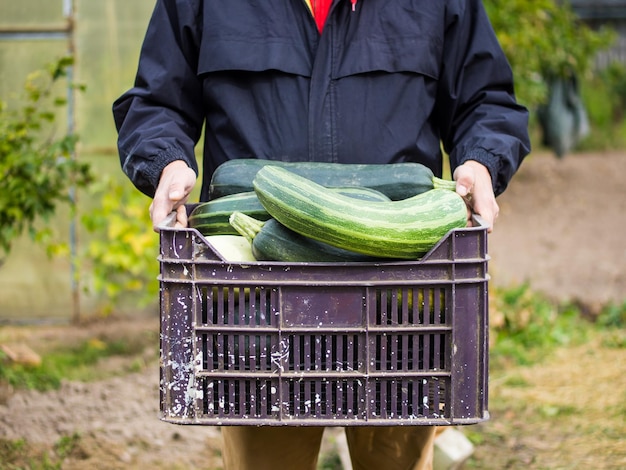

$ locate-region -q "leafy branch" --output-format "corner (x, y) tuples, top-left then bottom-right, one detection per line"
(0, 57), (92, 261)
(484, 0), (615, 108)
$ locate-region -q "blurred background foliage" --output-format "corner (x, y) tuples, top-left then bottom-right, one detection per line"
(0, 0), (624, 320)
(485, 0), (616, 107)
(0, 58), (92, 259)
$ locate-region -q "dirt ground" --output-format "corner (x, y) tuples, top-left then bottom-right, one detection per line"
(0, 151), (624, 469)
(489, 150), (626, 310)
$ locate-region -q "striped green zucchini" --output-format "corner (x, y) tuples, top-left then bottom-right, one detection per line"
(188, 187), (389, 236)
(252, 166), (468, 259)
(329, 186), (390, 202)
(229, 212), (384, 262)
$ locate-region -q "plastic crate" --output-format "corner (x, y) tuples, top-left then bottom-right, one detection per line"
(159, 213), (490, 426)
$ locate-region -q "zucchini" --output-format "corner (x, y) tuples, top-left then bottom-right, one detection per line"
(189, 192), (270, 236)
(189, 187), (389, 236)
(203, 236), (256, 304)
(252, 166), (468, 259)
(209, 159), (456, 200)
(204, 235), (256, 262)
(229, 212), (385, 263)
(330, 186), (390, 202)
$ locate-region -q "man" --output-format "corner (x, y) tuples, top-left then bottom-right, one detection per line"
(114, 1), (530, 468)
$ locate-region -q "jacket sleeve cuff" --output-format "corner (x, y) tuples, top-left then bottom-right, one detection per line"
(456, 148), (503, 196)
(123, 148), (197, 198)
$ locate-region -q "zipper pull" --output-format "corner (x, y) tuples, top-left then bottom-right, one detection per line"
(351, 0), (357, 12)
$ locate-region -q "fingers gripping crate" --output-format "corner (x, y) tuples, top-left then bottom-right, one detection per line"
(159, 217), (490, 426)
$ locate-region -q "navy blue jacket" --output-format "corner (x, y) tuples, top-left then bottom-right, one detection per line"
(113, 0), (530, 201)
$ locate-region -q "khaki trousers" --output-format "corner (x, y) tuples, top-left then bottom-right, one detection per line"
(221, 425), (436, 470)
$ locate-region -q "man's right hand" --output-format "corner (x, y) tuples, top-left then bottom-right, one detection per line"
(149, 160), (197, 232)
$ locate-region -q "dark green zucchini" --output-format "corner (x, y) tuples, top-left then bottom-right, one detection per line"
(189, 191), (270, 236)
(209, 159), (456, 201)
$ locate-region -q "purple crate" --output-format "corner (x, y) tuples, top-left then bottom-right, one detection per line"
(159, 212), (489, 426)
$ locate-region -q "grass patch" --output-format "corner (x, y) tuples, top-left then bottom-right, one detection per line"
(0, 433), (80, 470)
(596, 299), (626, 329)
(490, 284), (593, 367)
(0, 328), (158, 392)
(468, 323), (626, 469)
(469, 285), (626, 468)
(318, 451), (343, 470)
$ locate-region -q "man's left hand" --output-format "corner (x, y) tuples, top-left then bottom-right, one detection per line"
(453, 160), (499, 233)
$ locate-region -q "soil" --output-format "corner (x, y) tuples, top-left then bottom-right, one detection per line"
(489, 150), (626, 310)
(0, 151), (624, 469)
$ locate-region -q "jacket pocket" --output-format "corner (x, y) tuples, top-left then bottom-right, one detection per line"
(198, 36), (313, 77)
(334, 36), (441, 80)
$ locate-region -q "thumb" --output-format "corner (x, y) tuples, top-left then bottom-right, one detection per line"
(166, 171), (196, 203)
(453, 164), (475, 197)
(169, 187), (185, 202)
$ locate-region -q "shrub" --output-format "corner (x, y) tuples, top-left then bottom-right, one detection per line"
(0, 57), (92, 261)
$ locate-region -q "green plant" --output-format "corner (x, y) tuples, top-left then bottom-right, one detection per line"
(80, 175), (159, 313)
(317, 451), (343, 470)
(597, 300), (626, 329)
(573, 72), (626, 151)
(0, 334), (157, 392)
(600, 62), (626, 123)
(490, 284), (590, 366)
(594, 301), (626, 349)
(0, 433), (81, 470)
(54, 433), (81, 462)
(484, 0), (615, 108)
(0, 438), (27, 464)
(0, 57), (92, 261)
